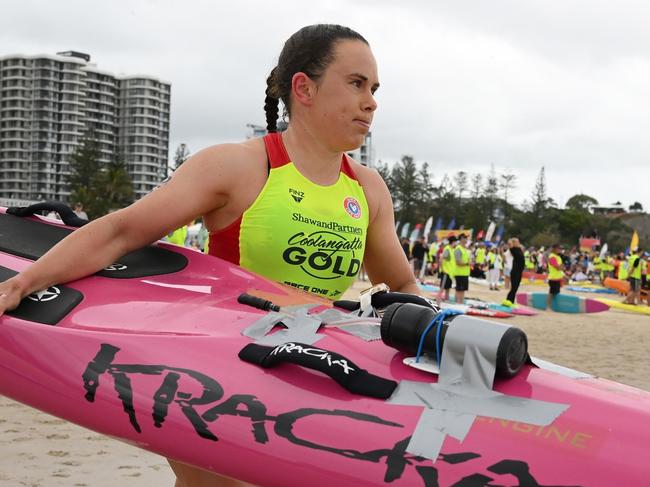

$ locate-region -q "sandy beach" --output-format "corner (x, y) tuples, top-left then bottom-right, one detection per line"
(1, 280), (649, 486)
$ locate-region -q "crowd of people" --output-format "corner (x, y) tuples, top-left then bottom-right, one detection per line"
(401, 234), (649, 308)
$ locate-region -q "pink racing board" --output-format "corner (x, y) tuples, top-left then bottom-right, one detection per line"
(1, 208), (650, 486)
(516, 292), (610, 313)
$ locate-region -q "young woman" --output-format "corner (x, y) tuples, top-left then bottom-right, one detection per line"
(0, 24), (420, 486)
(487, 244), (503, 291)
(503, 237), (525, 306)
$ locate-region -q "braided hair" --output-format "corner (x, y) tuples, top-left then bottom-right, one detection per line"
(264, 24), (368, 133)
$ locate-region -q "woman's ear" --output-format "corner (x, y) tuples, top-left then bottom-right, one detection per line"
(291, 72), (316, 107)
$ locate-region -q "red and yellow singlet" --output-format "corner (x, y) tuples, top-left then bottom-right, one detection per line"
(209, 133), (369, 300)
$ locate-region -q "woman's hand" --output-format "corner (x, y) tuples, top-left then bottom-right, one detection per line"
(0, 276), (26, 317)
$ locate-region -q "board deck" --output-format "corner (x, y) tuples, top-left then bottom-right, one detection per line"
(0, 208), (649, 486)
(516, 292), (610, 313)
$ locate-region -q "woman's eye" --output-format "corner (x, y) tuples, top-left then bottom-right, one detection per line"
(352, 80), (362, 88)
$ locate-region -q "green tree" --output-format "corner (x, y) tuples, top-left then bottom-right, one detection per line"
(418, 162), (435, 212)
(629, 201), (644, 212)
(565, 194), (598, 212)
(390, 155), (423, 224)
(470, 173), (483, 199)
(482, 164), (499, 220)
(66, 133), (135, 220)
(499, 170), (517, 218)
(173, 143), (191, 170)
(530, 166), (557, 219)
(92, 159), (134, 216)
(66, 132), (101, 211)
(453, 170), (468, 211)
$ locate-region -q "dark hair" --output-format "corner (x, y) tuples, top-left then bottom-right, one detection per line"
(264, 24), (368, 132)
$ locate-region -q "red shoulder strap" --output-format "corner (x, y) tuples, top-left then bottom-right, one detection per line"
(263, 133), (291, 168)
(340, 153), (360, 181)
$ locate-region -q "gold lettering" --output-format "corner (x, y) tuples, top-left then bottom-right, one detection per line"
(570, 432), (593, 449)
(545, 426), (570, 443)
(512, 422), (535, 433)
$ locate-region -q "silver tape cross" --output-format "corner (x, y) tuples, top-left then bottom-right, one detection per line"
(242, 306), (382, 345)
(388, 315), (569, 461)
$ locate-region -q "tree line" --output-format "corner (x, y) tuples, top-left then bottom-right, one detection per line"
(65, 138), (192, 220)
(376, 156), (640, 252)
(65, 134), (640, 253)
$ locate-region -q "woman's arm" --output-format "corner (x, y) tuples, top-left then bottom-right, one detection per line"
(0, 143), (243, 315)
(360, 169), (419, 294)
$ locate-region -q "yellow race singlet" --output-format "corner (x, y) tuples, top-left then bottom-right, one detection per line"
(209, 133), (369, 300)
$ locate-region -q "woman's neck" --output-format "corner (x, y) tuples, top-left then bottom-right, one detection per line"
(281, 122), (343, 186)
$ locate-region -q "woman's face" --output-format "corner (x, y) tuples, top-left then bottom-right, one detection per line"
(308, 40), (379, 152)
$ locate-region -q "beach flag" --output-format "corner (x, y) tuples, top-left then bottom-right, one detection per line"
(447, 218), (456, 230)
(423, 216), (434, 241)
(395, 220), (401, 231)
(400, 222), (410, 239)
(599, 243), (608, 259)
(494, 224), (504, 242)
(476, 229), (485, 240)
(485, 221), (496, 242)
(409, 223), (422, 242)
(432, 217), (443, 241)
(630, 231), (639, 252)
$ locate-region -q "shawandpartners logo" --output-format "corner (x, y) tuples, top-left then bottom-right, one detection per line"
(291, 212), (363, 235)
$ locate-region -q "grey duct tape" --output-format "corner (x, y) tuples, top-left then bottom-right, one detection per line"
(336, 324), (382, 341)
(255, 314), (324, 346)
(531, 356), (593, 379)
(314, 308), (351, 323)
(439, 315), (510, 390)
(241, 312), (285, 340)
(242, 304), (382, 346)
(314, 308), (382, 341)
(389, 315), (569, 461)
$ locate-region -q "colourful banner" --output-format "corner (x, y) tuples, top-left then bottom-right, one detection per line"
(579, 237), (601, 252)
(435, 229), (473, 241)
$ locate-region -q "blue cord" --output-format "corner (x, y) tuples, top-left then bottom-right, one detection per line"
(435, 313), (444, 366)
(415, 309), (460, 366)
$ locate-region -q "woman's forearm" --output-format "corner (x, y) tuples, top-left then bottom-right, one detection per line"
(10, 213), (130, 299)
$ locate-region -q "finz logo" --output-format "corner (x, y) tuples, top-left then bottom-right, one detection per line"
(105, 263), (128, 271)
(289, 188), (304, 203)
(28, 286), (61, 302)
(343, 197), (361, 219)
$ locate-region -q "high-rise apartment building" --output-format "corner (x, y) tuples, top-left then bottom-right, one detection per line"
(346, 131), (373, 167)
(0, 51), (170, 205)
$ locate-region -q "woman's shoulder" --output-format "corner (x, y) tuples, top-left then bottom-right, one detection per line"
(194, 138), (266, 166)
(345, 157), (389, 221)
(346, 157), (383, 186)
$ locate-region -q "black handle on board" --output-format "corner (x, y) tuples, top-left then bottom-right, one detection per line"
(7, 201), (88, 228)
(238, 342), (397, 399)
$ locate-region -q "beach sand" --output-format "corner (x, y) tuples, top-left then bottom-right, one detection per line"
(1, 280), (649, 486)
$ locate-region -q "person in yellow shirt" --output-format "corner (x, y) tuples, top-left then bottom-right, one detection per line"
(454, 233), (471, 304)
(624, 248), (643, 305)
(436, 236), (456, 304)
(547, 243), (566, 311)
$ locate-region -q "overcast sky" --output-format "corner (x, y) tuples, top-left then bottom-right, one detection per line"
(2, 0), (649, 211)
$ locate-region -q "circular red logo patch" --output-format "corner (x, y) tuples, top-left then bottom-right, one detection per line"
(344, 197), (361, 219)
